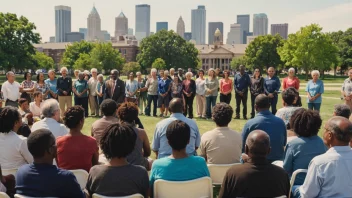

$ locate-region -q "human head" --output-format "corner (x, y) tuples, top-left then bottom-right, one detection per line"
(282, 87), (297, 106)
(333, 104), (351, 119)
(19, 98), (29, 110)
(60, 67), (68, 77)
(290, 108), (322, 137)
(178, 68), (183, 75)
(166, 120), (190, 151)
(198, 70), (204, 78)
(27, 129), (56, 162)
(185, 72), (192, 80)
(100, 123), (137, 160)
(91, 68), (97, 77)
(169, 98), (184, 114)
(245, 130), (271, 159)
(159, 70), (164, 78)
(254, 94), (270, 111)
(239, 65), (245, 74)
(151, 68), (157, 77)
(288, 68), (295, 77)
(117, 102), (138, 123)
(129, 72), (135, 80)
(136, 72), (142, 79)
(100, 99), (118, 117)
(188, 68), (192, 72)
(6, 71), (15, 83)
(348, 68), (352, 79)
(170, 68), (175, 75)
(63, 106), (85, 130)
(48, 70), (55, 80)
(74, 70), (80, 78)
(97, 74), (104, 82)
(78, 72), (84, 80)
(110, 69), (118, 80)
(37, 72), (45, 83)
(163, 70), (169, 78)
(33, 91), (43, 103)
(0, 106), (22, 133)
(223, 70), (230, 78)
(24, 72), (31, 81)
(208, 68), (215, 78)
(267, 67), (275, 77)
(212, 103), (233, 127)
(173, 75), (179, 83)
(41, 99), (60, 121)
(253, 68), (261, 78)
(311, 70), (320, 81)
(323, 116), (352, 147)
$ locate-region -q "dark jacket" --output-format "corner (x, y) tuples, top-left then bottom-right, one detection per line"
(104, 78), (125, 104)
(250, 76), (264, 96)
(57, 76), (72, 96)
(182, 79), (196, 97)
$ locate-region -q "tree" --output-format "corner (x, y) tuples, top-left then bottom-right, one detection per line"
(152, 58), (166, 70)
(0, 13), (41, 70)
(61, 40), (95, 69)
(90, 42), (125, 71)
(32, 52), (54, 70)
(137, 29), (199, 70)
(328, 29), (352, 75)
(244, 34), (283, 72)
(73, 53), (92, 70)
(122, 62), (141, 75)
(231, 56), (247, 70)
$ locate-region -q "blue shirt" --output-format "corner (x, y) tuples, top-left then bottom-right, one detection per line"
(44, 78), (57, 99)
(305, 79), (324, 103)
(234, 73), (251, 92)
(149, 156), (210, 193)
(16, 163), (84, 198)
(283, 136), (327, 185)
(264, 76), (281, 94)
(74, 79), (88, 98)
(152, 113), (201, 159)
(158, 78), (171, 94)
(241, 110), (287, 161)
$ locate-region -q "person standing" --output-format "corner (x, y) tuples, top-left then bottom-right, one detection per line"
(170, 75), (183, 99)
(220, 70), (233, 104)
(305, 70), (324, 112)
(158, 71), (171, 117)
(1, 71), (22, 107)
(57, 67), (72, 117)
(88, 68), (99, 116)
(136, 72), (147, 115)
(341, 68), (352, 111)
(34, 72), (50, 100)
(104, 70), (125, 105)
(205, 68), (219, 119)
(95, 74), (105, 114)
(249, 68), (264, 118)
(234, 65), (250, 119)
(283, 68), (300, 90)
(177, 68), (185, 81)
(73, 72), (89, 117)
(125, 72), (139, 104)
(264, 67), (281, 115)
(143, 69), (158, 117)
(45, 70), (58, 100)
(182, 72), (196, 119)
(195, 70), (206, 118)
(21, 72), (35, 103)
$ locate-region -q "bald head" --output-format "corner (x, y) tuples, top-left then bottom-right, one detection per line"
(255, 94), (270, 110)
(326, 116), (352, 144)
(245, 130), (271, 158)
(169, 98), (184, 114)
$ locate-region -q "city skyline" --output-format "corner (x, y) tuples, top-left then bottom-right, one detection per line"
(2, 0), (351, 42)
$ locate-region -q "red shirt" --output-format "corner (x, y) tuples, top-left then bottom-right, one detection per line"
(56, 135), (98, 172)
(283, 77), (300, 90)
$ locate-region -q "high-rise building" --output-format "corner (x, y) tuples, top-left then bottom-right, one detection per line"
(247, 36), (258, 44)
(237, 15), (250, 44)
(184, 32), (192, 41)
(128, 28), (134, 35)
(55, 5), (71, 42)
(253, 13), (268, 36)
(208, 22), (223, 44)
(65, 32), (84, 42)
(115, 12), (128, 39)
(177, 16), (185, 38)
(87, 6), (103, 41)
(191, 5), (206, 44)
(226, 24), (243, 44)
(271, 23), (288, 39)
(135, 4), (151, 40)
(79, 28), (88, 39)
(156, 22), (168, 32)
(101, 30), (111, 41)
(49, 36), (55, 43)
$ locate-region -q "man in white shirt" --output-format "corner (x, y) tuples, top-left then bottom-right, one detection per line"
(296, 116), (352, 198)
(31, 99), (68, 138)
(1, 71), (22, 107)
(88, 68), (99, 116)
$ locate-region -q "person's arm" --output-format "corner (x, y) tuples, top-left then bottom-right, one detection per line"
(198, 138), (207, 161)
(295, 78), (300, 91)
(140, 129), (151, 157)
(91, 144), (99, 166)
(212, 79), (219, 92)
(1, 83), (7, 101)
(125, 81), (130, 96)
(306, 83), (312, 98)
(275, 77), (281, 92)
(103, 81), (110, 99)
(282, 144), (294, 175)
(118, 80), (125, 102)
(218, 172), (232, 198)
(191, 80), (196, 96)
(263, 78), (269, 95)
(299, 161), (322, 198)
(57, 78), (63, 95)
(228, 79), (234, 95)
(234, 75), (239, 93)
(20, 139), (34, 164)
(241, 123), (250, 153)
(219, 79), (224, 93)
(194, 125), (201, 151)
(283, 78), (287, 90)
(151, 127), (160, 159)
(68, 78), (72, 94)
(65, 172), (86, 198)
(80, 82), (89, 95)
(73, 82), (80, 96)
(259, 78), (265, 94)
(95, 83), (100, 96)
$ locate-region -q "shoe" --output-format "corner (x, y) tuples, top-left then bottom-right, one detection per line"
(153, 115), (158, 117)
(159, 114), (164, 117)
(243, 116), (248, 120)
(234, 116), (240, 119)
(145, 114), (151, 117)
(250, 115), (255, 119)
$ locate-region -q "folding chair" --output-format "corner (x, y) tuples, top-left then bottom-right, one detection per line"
(92, 193), (144, 198)
(207, 163), (240, 185)
(69, 169), (89, 190)
(14, 195), (57, 198)
(288, 169), (308, 198)
(2, 168), (18, 177)
(0, 192), (10, 198)
(153, 177), (213, 198)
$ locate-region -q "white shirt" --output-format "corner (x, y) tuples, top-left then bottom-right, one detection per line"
(1, 81), (21, 101)
(0, 182), (6, 193)
(31, 118), (68, 138)
(299, 146), (352, 198)
(88, 77), (98, 96)
(29, 102), (43, 117)
(0, 131), (33, 169)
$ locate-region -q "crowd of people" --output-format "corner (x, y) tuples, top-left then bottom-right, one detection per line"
(0, 66), (351, 198)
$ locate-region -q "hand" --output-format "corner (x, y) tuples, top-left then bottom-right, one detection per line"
(268, 93), (274, 98)
(187, 93), (191, 97)
(241, 153), (249, 163)
(310, 96), (316, 102)
(346, 96), (351, 101)
(63, 91), (68, 95)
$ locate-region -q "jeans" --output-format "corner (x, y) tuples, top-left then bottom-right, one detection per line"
(145, 94), (158, 116)
(220, 93), (232, 104)
(183, 94), (195, 118)
(206, 96), (217, 118)
(235, 92), (248, 117)
(250, 94), (257, 118)
(269, 94), (278, 115)
(74, 97), (89, 117)
(308, 103), (321, 111)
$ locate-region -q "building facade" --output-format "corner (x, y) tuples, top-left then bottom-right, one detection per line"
(237, 15), (250, 44)
(247, 35), (258, 44)
(101, 30), (111, 41)
(226, 24), (243, 44)
(49, 37), (55, 43)
(253, 13), (268, 36)
(115, 12), (128, 39)
(177, 16), (185, 38)
(156, 22), (168, 32)
(128, 28), (134, 35)
(184, 32), (192, 41)
(87, 6), (103, 41)
(55, 5), (71, 42)
(135, 4), (151, 41)
(208, 22), (223, 44)
(271, 23), (288, 39)
(79, 28), (88, 39)
(65, 32), (84, 42)
(191, 5), (206, 44)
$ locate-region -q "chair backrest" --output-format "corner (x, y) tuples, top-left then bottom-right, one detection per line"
(0, 192), (10, 198)
(14, 195), (57, 198)
(2, 168), (18, 177)
(92, 193), (144, 198)
(69, 169), (89, 190)
(288, 169), (308, 198)
(207, 163), (239, 185)
(153, 177), (213, 198)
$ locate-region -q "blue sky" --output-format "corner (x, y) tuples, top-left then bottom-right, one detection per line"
(1, 0), (351, 42)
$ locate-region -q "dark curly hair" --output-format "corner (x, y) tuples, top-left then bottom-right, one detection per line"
(282, 87), (297, 106)
(100, 99), (117, 116)
(63, 106), (85, 129)
(100, 123), (137, 159)
(166, 120), (190, 151)
(117, 102), (138, 123)
(33, 91), (42, 99)
(0, 106), (21, 133)
(212, 103), (233, 127)
(290, 108), (322, 137)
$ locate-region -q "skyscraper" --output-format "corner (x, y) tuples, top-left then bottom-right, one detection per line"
(55, 5), (71, 42)
(184, 32), (192, 41)
(208, 22), (223, 44)
(226, 24), (243, 44)
(128, 28), (134, 35)
(156, 22), (168, 32)
(177, 16), (185, 38)
(115, 12), (128, 39)
(65, 32), (84, 42)
(87, 6), (102, 41)
(271, 23), (289, 39)
(253, 13), (268, 36)
(135, 4), (151, 40)
(237, 15), (250, 44)
(101, 30), (111, 41)
(191, 5), (206, 44)
(79, 28), (87, 39)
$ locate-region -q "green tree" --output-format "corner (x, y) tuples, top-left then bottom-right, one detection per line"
(122, 62), (141, 75)
(73, 53), (92, 70)
(152, 58), (166, 70)
(61, 40), (95, 69)
(230, 56), (247, 70)
(137, 29), (199, 70)
(329, 29), (352, 75)
(244, 34), (283, 72)
(0, 13), (41, 70)
(32, 52), (54, 70)
(90, 42), (125, 71)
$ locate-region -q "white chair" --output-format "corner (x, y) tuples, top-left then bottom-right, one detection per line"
(288, 169), (308, 198)
(69, 169), (88, 190)
(92, 193), (144, 198)
(14, 195), (57, 198)
(153, 177), (213, 198)
(0, 192), (10, 198)
(207, 163), (239, 185)
(2, 168), (18, 177)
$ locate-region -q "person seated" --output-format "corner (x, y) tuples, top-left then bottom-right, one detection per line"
(333, 104), (351, 119)
(29, 91), (43, 118)
(56, 106), (99, 172)
(0, 107), (33, 169)
(15, 129), (84, 197)
(295, 117), (352, 198)
(219, 130), (290, 198)
(199, 103), (242, 164)
(283, 109), (326, 190)
(18, 98), (33, 125)
(117, 102), (152, 170)
(31, 99), (68, 138)
(0, 164), (16, 197)
(17, 124), (31, 138)
(149, 120), (209, 196)
(275, 87), (302, 127)
(85, 123), (149, 197)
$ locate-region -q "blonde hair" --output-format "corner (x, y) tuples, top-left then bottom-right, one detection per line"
(60, 67), (68, 73)
(311, 70), (320, 77)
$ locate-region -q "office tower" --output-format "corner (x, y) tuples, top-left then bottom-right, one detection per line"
(191, 5), (206, 44)
(237, 14), (250, 44)
(115, 12), (128, 39)
(79, 28), (88, 39)
(55, 5), (71, 42)
(101, 30), (111, 41)
(253, 13), (268, 36)
(49, 36), (55, 43)
(226, 24), (243, 44)
(156, 22), (168, 32)
(87, 5), (103, 41)
(65, 32), (84, 42)
(184, 32), (192, 41)
(177, 16), (185, 38)
(128, 28), (134, 35)
(208, 22), (223, 44)
(135, 4), (151, 40)
(271, 23), (289, 39)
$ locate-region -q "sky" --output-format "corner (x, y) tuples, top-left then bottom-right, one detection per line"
(1, 0), (352, 43)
